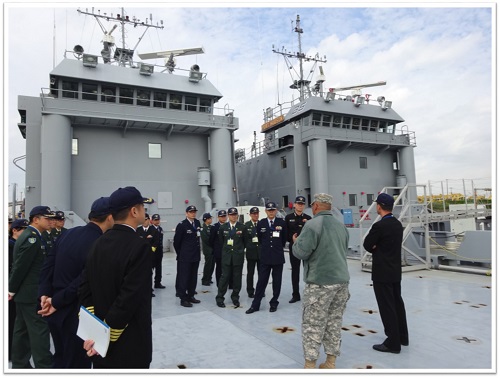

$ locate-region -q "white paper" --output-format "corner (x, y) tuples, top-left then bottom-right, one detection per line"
(77, 306), (110, 358)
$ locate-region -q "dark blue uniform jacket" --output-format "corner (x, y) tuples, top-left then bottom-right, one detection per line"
(257, 217), (287, 265)
(173, 218), (202, 262)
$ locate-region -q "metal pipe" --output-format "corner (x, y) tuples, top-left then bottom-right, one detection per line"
(437, 264), (491, 276)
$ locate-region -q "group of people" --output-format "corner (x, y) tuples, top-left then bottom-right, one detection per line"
(7, 187), (408, 369)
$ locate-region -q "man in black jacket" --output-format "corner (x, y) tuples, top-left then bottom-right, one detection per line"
(208, 210), (227, 286)
(173, 205), (202, 307)
(246, 202), (287, 314)
(137, 214), (160, 297)
(363, 193), (409, 354)
(80, 186), (154, 368)
(38, 197), (114, 368)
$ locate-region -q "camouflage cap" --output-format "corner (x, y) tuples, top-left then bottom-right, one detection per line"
(311, 193), (333, 205)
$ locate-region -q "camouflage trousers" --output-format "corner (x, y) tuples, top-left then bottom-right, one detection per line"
(302, 282), (350, 361)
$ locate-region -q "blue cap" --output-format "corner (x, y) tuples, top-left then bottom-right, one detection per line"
(186, 205), (198, 212)
(375, 193), (395, 207)
(152, 214), (160, 220)
(89, 197), (112, 218)
(202, 213), (212, 221)
(109, 187), (154, 212)
(295, 196), (306, 204)
(29, 206), (54, 217)
(228, 207), (238, 215)
(265, 202), (277, 210)
(249, 207), (259, 214)
(53, 211), (65, 220)
(12, 218), (28, 228)
(218, 210), (227, 217)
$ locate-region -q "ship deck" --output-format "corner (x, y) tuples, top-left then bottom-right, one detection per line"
(147, 251), (494, 372)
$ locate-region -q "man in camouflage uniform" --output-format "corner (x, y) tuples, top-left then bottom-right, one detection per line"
(292, 193), (350, 369)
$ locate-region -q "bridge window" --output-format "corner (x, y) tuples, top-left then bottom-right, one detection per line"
(200, 98), (212, 113)
(361, 119), (369, 131)
(378, 121), (387, 133)
(148, 143), (162, 159)
(62, 80), (78, 99)
(101, 85), (116, 103)
(154, 92), (167, 108)
(342, 116), (351, 129)
(312, 113), (321, 126)
(322, 114), (332, 127)
(82, 83), (98, 101)
(119, 87), (134, 104)
(185, 96), (197, 111)
(370, 120), (379, 132)
(169, 94), (182, 110)
(333, 115), (341, 128)
(352, 117), (360, 130)
(137, 90), (151, 106)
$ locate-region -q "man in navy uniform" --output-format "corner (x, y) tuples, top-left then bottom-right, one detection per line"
(363, 193), (409, 354)
(38, 197), (114, 368)
(8, 206), (54, 368)
(50, 211), (67, 243)
(173, 205), (202, 307)
(137, 213), (160, 297)
(285, 196), (311, 303)
(80, 187), (154, 368)
(200, 213), (215, 286)
(216, 207), (247, 308)
(41, 212), (56, 256)
(151, 214), (166, 289)
(209, 210), (227, 286)
(246, 202), (287, 314)
(244, 207), (261, 298)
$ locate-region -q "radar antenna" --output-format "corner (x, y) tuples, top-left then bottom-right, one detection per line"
(138, 47), (205, 73)
(77, 7), (164, 67)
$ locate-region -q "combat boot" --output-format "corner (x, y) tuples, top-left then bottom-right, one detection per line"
(319, 354), (336, 369)
(304, 359), (316, 369)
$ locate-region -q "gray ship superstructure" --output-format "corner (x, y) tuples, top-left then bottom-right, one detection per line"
(17, 9), (238, 241)
(236, 15), (416, 227)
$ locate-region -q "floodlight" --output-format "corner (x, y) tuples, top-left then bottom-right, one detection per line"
(354, 96), (364, 107)
(189, 64), (202, 82)
(139, 63), (154, 76)
(82, 54), (98, 68)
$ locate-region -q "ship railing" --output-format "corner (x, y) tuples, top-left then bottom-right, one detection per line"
(40, 87), (234, 120)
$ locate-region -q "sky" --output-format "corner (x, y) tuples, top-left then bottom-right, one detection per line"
(3, 2), (495, 203)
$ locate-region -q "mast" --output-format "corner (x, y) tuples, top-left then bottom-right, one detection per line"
(272, 15), (327, 102)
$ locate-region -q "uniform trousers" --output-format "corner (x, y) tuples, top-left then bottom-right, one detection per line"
(201, 252), (215, 285)
(9, 299), (16, 360)
(251, 263), (283, 309)
(46, 303), (91, 368)
(289, 245), (302, 299)
(302, 283), (350, 361)
(373, 281), (409, 351)
(246, 258), (260, 296)
(214, 257), (222, 286)
(176, 261), (200, 301)
(11, 302), (53, 368)
(153, 250), (164, 285)
(216, 258), (243, 303)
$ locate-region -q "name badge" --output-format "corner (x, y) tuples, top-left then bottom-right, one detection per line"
(227, 239), (234, 246)
(272, 231), (280, 238)
(197, 231), (201, 237)
(252, 236), (258, 243)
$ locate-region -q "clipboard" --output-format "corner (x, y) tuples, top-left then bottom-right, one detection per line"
(77, 306), (111, 358)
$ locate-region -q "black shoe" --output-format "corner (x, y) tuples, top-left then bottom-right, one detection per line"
(154, 284), (166, 289)
(175, 293), (179, 297)
(202, 282), (211, 286)
(217, 302), (226, 308)
(194, 291), (198, 295)
(152, 293), (156, 297)
(248, 293), (255, 298)
(269, 306), (277, 312)
(245, 307), (258, 314)
(289, 297), (300, 303)
(210, 280), (214, 284)
(233, 301), (240, 307)
(188, 297), (201, 304)
(373, 344), (400, 354)
(180, 300), (193, 307)
(401, 341), (409, 346)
